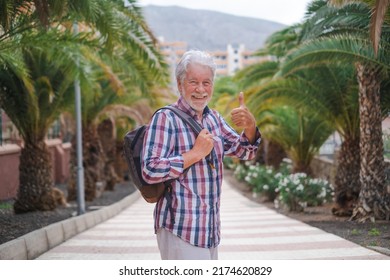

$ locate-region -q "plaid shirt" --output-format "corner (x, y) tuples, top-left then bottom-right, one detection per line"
(142, 96), (261, 248)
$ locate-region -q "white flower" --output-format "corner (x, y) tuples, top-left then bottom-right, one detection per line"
(317, 187), (327, 198)
(275, 173), (283, 179)
(263, 184), (269, 190)
(298, 201), (307, 208)
(297, 173), (307, 178)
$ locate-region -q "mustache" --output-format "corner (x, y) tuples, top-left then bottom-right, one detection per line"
(191, 93), (208, 98)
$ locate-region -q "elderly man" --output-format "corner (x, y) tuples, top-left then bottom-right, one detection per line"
(142, 50), (261, 260)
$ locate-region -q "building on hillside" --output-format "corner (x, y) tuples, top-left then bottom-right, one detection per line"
(157, 39), (188, 89)
(157, 38), (269, 87)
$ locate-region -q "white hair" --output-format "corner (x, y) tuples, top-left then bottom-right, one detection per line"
(175, 50), (216, 83)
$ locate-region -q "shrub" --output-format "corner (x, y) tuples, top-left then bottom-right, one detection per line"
(275, 173), (334, 212)
(229, 160), (334, 212)
(233, 162), (249, 181)
(223, 157), (237, 170)
(244, 163), (282, 201)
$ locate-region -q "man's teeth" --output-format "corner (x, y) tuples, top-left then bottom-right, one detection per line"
(192, 94), (207, 99)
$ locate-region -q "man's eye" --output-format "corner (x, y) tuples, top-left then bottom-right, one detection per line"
(189, 81), (198, 86)
(203, 82), (211, 87)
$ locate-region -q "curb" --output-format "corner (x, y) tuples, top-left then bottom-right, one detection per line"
(367, 246), (390, 256)
(0, 191), (141, 260)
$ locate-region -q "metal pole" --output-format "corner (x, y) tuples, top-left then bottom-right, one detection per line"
(74, 21), (86, 215)
(0, 108), (3, 145)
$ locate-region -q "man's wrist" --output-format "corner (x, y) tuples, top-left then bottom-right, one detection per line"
(182, 149), (202, 169)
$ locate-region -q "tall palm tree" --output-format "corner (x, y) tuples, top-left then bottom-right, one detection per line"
(252, 62), (361, 214)
(64, 1), (169, 202)
(0, 29), (102, 212)
(236, 14), (372, 214)
(282, 0), (390, 221)
(0, 0), (169, 212)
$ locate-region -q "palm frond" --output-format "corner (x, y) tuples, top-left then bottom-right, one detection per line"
(370, 0), (390, 55)
(301, 0), (371, 41)
(256, 25), (302, 59)
(234, 61), (279, 89)
(281, 35), (390, 77)
(257, 104), (333, 167)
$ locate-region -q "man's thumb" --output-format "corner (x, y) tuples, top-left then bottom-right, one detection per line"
(238, 92), (245, 108)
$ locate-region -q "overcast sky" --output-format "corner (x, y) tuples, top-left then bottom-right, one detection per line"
(136, 0), (313, 25)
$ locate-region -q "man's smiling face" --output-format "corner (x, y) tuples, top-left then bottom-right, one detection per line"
(178, 63), (214, 116)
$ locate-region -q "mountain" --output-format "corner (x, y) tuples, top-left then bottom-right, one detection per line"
(142, 5), (286, 51)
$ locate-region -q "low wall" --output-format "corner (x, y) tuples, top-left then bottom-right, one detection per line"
(310, 156), (338, 186)
(0, 144), (21, 200)
(0, 140), (71, 201)
(311, 155), (390, 189)
(46, 140), (71, 184)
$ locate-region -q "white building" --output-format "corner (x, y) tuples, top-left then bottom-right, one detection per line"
(157, 39), (268, 78)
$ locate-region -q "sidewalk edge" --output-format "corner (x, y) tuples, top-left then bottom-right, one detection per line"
(0, 191), (141, 260)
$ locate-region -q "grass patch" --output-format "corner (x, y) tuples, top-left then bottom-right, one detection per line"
(350, 229), (361, 235)
(368, 228), (381, 236)
(368, 241), (379, 246)
(0, 201), (12, 210)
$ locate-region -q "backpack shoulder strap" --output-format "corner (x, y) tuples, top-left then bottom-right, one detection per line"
(163, 106), (202, 135)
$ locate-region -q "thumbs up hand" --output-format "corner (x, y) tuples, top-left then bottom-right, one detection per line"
(238, 91), (245, 108)
(231, 92), (257, 143)
(231, 92), (256, 129)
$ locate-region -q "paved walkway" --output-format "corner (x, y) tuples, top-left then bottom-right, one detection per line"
(37, 180), (390, 260)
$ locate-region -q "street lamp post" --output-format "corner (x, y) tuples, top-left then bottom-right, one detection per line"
(73, 21), (86, 215)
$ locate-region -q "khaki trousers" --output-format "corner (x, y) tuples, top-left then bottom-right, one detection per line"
(156, 228), (218, 260)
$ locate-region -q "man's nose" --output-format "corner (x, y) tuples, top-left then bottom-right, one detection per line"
(196, 84), (205, 92)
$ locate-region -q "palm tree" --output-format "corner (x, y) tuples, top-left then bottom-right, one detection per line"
(254, 103), (333, 174)
(233, 26), (304, 169)
(66, 77), (147, 201)
(0, 1), (102, 212)
(0, 0), (169, 212)
(281, 0), (390, 221)
(64, 1), (169, 202)
(0, 29), (102, 212)
(235, 13), (373, 215)
(253, 62), (361, 214)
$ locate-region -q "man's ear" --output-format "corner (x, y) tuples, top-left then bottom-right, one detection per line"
(177, 79), (183, 94)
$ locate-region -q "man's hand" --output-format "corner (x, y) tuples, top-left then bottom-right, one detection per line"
(231, 92), (257, 143)
(193, 129), (215, 157)
(182, 129), (214, 169)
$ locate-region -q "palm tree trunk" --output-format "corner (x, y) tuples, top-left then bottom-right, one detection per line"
(67, 124), (106, 201)
(14, 141), (57, 213)
(98, 118), (120, 191)
(292, 161), (313, 176)
(352, 62), (390, 222)
(264, 139), (287, 169)
(332, 136), (360, 216)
